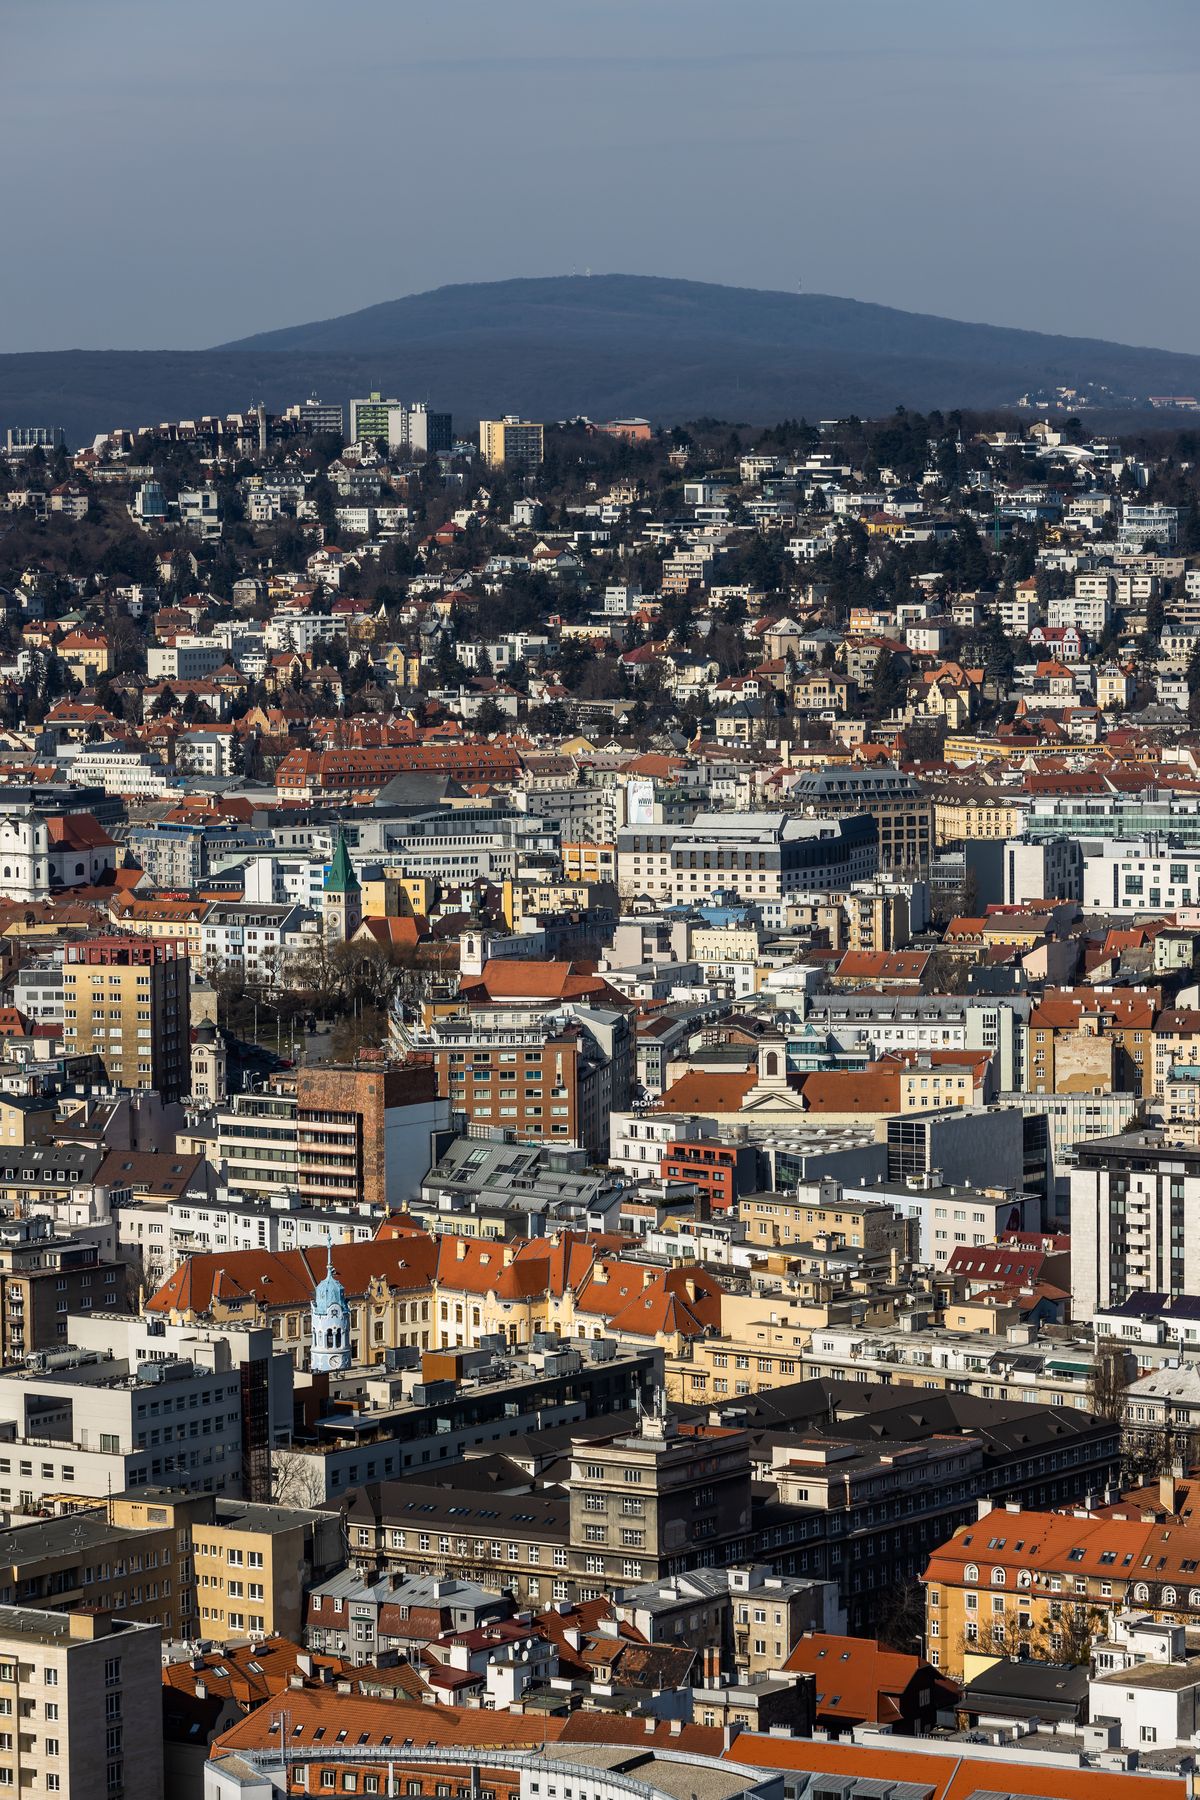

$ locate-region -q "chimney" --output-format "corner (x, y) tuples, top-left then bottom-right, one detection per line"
(69, 1610), (112, 1641)
(455, 1239), (467, 1261)
(1159, 1473), (1178, 1513)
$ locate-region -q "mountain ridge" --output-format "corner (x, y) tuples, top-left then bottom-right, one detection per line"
(214, 272), (1183, 367)
(5, 274), (1200, 448)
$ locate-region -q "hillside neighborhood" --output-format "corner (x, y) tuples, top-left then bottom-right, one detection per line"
(2, 395), (1200, 1799)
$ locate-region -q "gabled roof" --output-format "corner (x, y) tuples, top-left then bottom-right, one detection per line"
(45, 813), (117, 851)
(782, 1633), (930, 1723)
(210, 1688), (567, 1757)
(1029, 985), (1158, 1030)
(656, 1068), (756, 1114)
(946, 1245), (1050, 1286)
(461, 960), (617, 1004)
(604, 1266), (723, 1340)
(800, 1068), (902, 1115)
(163, 1635), (357, 1714)
(834, 950), (930, 981)
(726, 1732), (1185, 1800)
(147, 1235), (439, 1316)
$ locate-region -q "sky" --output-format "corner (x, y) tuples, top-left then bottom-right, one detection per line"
(5, 0), (1199, 354)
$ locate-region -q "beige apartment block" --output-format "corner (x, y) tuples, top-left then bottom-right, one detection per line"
(0, 1605), (162, 1800)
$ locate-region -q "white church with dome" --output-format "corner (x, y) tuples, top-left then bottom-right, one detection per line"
(310, 1239), (351, 1373)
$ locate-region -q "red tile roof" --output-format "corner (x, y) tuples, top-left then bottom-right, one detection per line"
(656, 1068), (756, 1114)
(147, 1236), (438, 1316)
(782, 1633), (930, 1724)
(460, 960), (620, 1005)
(726, 1734), (1182, 1800)
(210, 1687), (568, 1756)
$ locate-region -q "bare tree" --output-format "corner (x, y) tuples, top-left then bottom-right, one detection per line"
(1088, 1336), (1132, 1422)
(270, 1447), (328, 1509)
(875, 1577), (926, 1654)
(1123, 1415), (1183, 1482)
(1053, 1602), (1104, 1666)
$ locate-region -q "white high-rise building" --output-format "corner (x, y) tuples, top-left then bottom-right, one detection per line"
(1071, 1131), (1200, 1319)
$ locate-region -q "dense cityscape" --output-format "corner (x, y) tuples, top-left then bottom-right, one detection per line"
(0, 385), (1195, 1800)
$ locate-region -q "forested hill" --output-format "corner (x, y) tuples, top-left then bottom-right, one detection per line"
(8, 274), (1200, 445)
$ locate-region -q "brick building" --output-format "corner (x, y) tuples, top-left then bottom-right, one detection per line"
(422, 1008), (632, 1159)
(660, 1139), (756, 1212)
(294, 1062), (447, 1210)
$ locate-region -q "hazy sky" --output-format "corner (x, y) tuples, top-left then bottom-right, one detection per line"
(5, 0), (1198, 353)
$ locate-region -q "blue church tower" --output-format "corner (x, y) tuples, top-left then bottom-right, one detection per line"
(310, 1236), (351, 1373)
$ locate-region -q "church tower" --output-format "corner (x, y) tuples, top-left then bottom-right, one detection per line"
(322, 827), (362, 943)
(189, 1020), (227, 1103)
(755, 1030), (789, 1088)
(310, 1237), (351, 1373)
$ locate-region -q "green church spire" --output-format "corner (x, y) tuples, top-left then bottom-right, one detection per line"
(324, 827), (360, 894)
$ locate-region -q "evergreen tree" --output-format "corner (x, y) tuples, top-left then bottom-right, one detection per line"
(868, 650), (907, 719)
